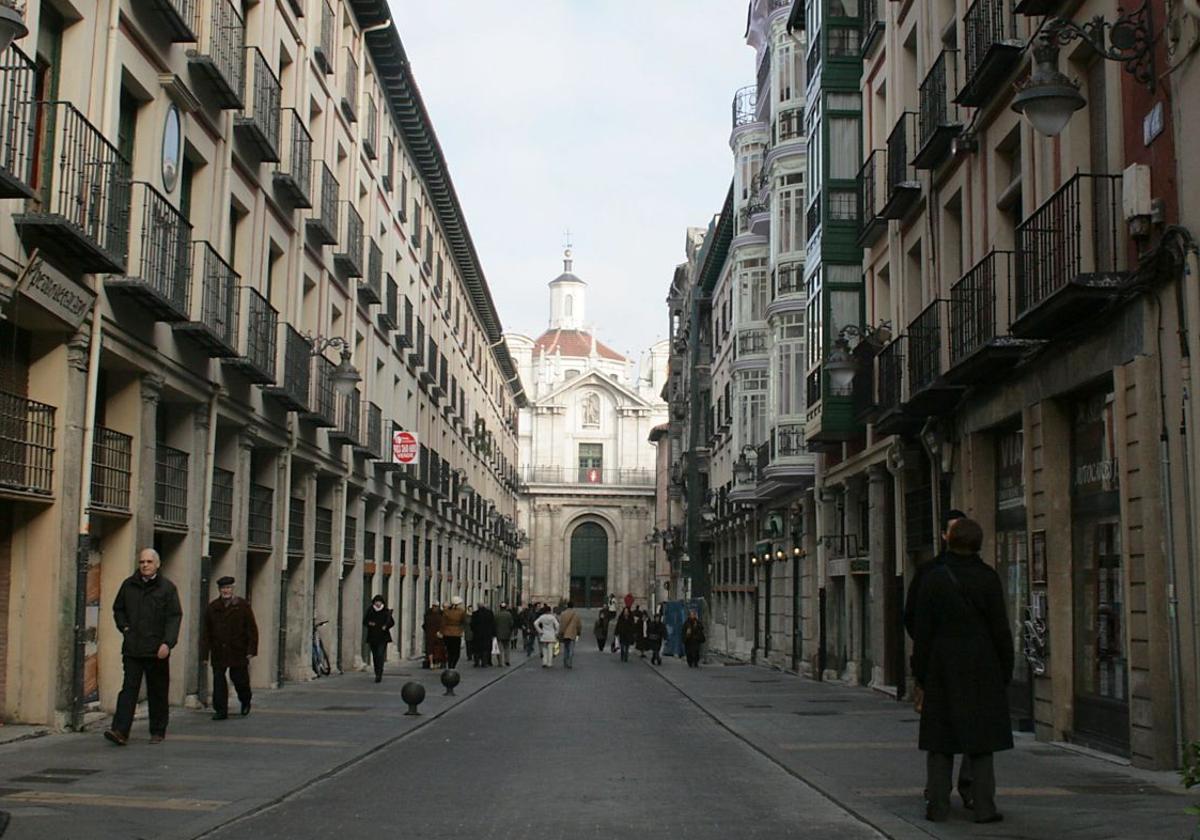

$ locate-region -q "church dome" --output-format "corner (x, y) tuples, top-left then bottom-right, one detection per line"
(532, 328), (625, 361)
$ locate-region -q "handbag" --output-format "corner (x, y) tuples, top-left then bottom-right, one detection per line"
(552, 641), (561, 657)
(491, 637), (500, 656)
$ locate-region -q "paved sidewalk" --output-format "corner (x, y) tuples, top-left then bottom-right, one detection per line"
(649, 654), (1196, 840)
(0, 658), (526, 840)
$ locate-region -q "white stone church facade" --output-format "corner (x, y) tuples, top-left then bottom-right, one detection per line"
(506, 253), (669, 607)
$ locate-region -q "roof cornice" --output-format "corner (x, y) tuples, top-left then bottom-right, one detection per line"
(698, 184), (735, 295)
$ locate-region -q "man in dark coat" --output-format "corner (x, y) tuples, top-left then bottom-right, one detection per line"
(200, 576), (259, 719)
(493, 602), (515, 666)
(362, 594), (395, 683)
(913, 518), (1013, 824)
(105, 548), (183, 745)
(471, 603), (496, 667)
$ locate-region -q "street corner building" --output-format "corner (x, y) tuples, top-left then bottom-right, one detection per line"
(0, 0), (525, 728)
(664, 0), (1200, 770)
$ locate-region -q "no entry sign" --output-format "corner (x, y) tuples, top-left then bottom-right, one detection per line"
(392, 430), (418, 465)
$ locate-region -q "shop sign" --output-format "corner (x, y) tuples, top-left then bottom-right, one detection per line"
(15, 254), (96, 330)
(1071, 389), (1119, 496)
(392, 430), (418, 465)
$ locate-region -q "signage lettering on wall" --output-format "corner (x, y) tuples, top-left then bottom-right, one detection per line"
(15, 255), (96, 331)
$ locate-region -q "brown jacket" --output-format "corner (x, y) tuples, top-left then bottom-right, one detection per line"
(558, 608), (582, 640)
(200, 596), (259, 668)
(441, 604), (466, 638)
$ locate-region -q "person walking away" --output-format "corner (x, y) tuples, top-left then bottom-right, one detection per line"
(905, 508), (975, 808)
(913, 518), (1012, 824)
(634, 607), (649, 659)
(494, 602), (515, 666)
(105, 549), (183, 745)
(508, 604), (521, 651)
(362, 595), (395, 683)
(200, 575), (259, 719)
(472, 603), (496, 667)
(533, 606), (560, 668)
(441, 596), (467, 670)
(647, 608), (666, 665)
(423, 604), (446, 670)
(615, 607), (637, 662)
(682, 609), (705, 667)
(558, 601), (582, 669)
(594, 611), (610, 652)
(521, 604), (537, 657)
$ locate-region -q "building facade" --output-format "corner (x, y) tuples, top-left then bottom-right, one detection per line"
(0, 0), (523, 727)
(507, 253), (668, 608)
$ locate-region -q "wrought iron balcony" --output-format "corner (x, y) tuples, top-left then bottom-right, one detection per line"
(397, 296), (414, 348)
(107, 182), (191, 321)
(861, 0), (884, 57)
(363, 96), (378, 160)
(305, 162), (338, 245)
(302, 354), (337, 427)
(313, 0), (334, 74)
(905, 300), (961, 415)
(732, 85), (758, 128)
(287, 496), (305, 555)
(0, 46), (37, 199)
(774, 262), (804, 298)
(523, 466), (655, 487)
(776, 107), (803, 144)
(914, 49), (962, 170)
(223, 286), (278, 384)
(737, 327), (769, 357)
(957, 0), (1023, 107)
(366, 402), (384, 459)
(0, 391), (55, 497)
(341, 47), (358, 122)
(234, 47), (281, 161)
(314, 505), (333, 558)
(874, 336), (913, 436)
(247, 483), (273, 548)
(210, 466), (234, 540)
(856, 150), (886, 247)
(187, 0), (245, 109)
(1013, 173), (1128, 338)
(379, 274), (399, 331)
(376, 422), (405, 473)
(775, 423), (807, 457)
(882, 112), (920, 220)
(175, 241), (240, 357)
(263, 324), (311, 411)
(14, 102), (131, 274)
(147, 0), (198, 41)
(273, 109), (312, 208)
(154, 444), (189, 528)
(90, 426), (132, 514)
(358, 238), (382, 305)
(333, 202), (363, 277)
(329, 386), (362, 450)
(947, 250), (1044, 383)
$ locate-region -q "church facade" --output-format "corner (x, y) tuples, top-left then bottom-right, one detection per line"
(506, 253), (669, 607)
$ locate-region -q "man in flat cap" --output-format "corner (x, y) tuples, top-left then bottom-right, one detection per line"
(200, 576), (259, 720)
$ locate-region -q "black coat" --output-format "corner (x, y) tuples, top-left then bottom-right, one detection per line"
(912, 553), (1014, 755)
(113, 574), (183, 658)
(614, 613), (637, 644)
(200, 596), (259, 668)
(471, 607), (496, 640)
(682, 618), (705, 648)
(646, 618), (666, 648)
(363, 606), (395, 646)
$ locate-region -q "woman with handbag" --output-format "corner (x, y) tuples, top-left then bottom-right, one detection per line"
(533, 605), (560, 669)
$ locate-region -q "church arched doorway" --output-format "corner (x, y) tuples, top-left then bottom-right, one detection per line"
(569, 522), (608, 608)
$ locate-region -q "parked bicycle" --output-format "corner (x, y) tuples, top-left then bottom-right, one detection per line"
(312, 619), (332, 677)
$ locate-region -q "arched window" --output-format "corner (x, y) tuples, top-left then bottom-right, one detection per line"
(565, 294), (573, 317)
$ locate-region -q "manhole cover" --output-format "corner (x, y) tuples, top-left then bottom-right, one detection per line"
(793, 710), (840, 716)
(321, 706), (372, 712)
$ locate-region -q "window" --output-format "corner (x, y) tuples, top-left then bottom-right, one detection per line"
(828, 117), (860, 180)
(578, 443), (603, 483)
(565, 294), (573, 317)
(739, 369), (768, 447)
(738, 257), (769, 322)
(775, 313), (806, 417)
(777, 178), (805, 255)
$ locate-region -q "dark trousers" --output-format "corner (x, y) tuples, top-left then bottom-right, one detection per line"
(445, 636), (462, 669)
(619, 641), (631, 661)
(212, 662), (251, 713)
(685, 643), (701, 667)
(476, 636), (493, 666)
(113, 655), (170, 736)
(650, 640), (663, 664)
(926, 752), (992, 820)
(369, 643), (388, 678)
(596, 635), (607, 652)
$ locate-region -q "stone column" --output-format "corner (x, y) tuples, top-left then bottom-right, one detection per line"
(136, 374), (163, 550)
(548, 504), (563, 603)
(181, 402), (210, 706)
(868, 464), (889, 688)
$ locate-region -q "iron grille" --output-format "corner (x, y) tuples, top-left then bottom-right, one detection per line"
(248, 483), (273, 546)
(288, 496), (305, 555)
(0, 46), (37, 198)
(0, 391), (55, 495)
(344, 514), (356, 557)
(315, 506), (333, 557)
(210, 467), (234, 539)
(154, 445), (189, 526)
(91, 426), (132, 512)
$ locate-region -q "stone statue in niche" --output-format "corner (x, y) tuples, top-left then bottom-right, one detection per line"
(582, 392), (600, 428)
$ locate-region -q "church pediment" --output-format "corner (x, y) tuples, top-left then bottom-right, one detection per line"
(535, 370), (653, 409)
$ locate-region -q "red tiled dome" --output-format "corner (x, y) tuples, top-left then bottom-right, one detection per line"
(532, 329), (625, 361)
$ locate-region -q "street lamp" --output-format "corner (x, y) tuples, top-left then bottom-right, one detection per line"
(0, 1), (28, 55)
(307, 334), (361, 396)
(1013, 3), (1154, 137)
(824, 338), (856, 397)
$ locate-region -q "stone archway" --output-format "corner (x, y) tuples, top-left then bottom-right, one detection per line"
(569, 522), (608, 608)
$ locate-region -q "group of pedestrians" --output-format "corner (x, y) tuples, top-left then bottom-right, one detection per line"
(593, 604), (667, 663)
(421, 598), (520, 670)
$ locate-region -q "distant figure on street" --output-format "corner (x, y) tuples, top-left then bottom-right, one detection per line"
(594, 610), (610, 652)
(508, 604), (521, 651)
(200, 575), (259, 718)
(912, 517), (1012, 824)
(646, 607), (666, 666)
(533, 605), (560, 668)
(442, 596), (466, 670)
(472, 603), (496, 667)
(521, 603), (538, 657)
(614, 606), (637, 662)
(558, 601), (582, 669)
(682, 609), (705, 667)
(634, 607), (649, 659)
(105, 548), (183, 746)
(422, 604), (445, 670)
(494, 602), (515, 666)
(362, 595), (395, 683)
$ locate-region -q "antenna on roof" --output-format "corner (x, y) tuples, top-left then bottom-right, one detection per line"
(562, 228), (573, 272)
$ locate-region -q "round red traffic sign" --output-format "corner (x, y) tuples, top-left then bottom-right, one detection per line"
(392, 431), (418, 464)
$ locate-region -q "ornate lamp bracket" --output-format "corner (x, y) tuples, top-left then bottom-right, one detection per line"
(1044, 1), (1155, 90)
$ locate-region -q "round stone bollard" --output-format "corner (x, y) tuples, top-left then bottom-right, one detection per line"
(401, 681), (426, 716)
(440, 669), (461, 697)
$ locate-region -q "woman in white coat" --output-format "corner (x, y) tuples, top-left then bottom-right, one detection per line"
(533, 606), (560, 669)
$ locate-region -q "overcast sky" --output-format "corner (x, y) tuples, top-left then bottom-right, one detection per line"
(389, 2), (750, 359)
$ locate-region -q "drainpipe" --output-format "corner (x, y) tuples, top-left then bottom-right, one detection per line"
(1159, 425), (1186, 768)
(1179, 242), (1200, 747)
(196, 385), (220, 704)
(277, 413), (298, 686)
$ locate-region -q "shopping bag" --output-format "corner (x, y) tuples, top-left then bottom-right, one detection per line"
(491, 637), (500, 656)
(552, 641), (561, 657)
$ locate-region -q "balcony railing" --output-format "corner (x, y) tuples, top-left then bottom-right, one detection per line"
(947, 250), (1041, 382)
(861, 0), (884, 57)
(154, 445), (189, 527)
(914, 49), (961, 170)
(147, 0), (198, 41)
(857, 150), (887, 246)
(0, 391), (55, 496)
(341, 47), (358, 122)
(737, 328), (769, 356)
(306, 162), (338, 245)
(775, 263), (804, 297)
(314, 505), (333, 558)
(732, 85), (758, 128)
(333, 202), (363, 276)
(187, 0), (245, 109)
(522, 466), (655, 487)
(876, 337), (905, 417)
(907, 300), (946, 395)
(775, 423), (807, 457)
(882, 113), (920, 220)
(14, 102), (131, 274)
(363, 96), (378, 159)
(776, 107), (803, 144)
(0, 46), (37, 200)
(107, 182), (191, 320)
(264, 324), (311, 411)
(366, 402), (384, 459)
(91, 426), (132, 513)
(358, 238), (382, 305)
(234, 46), (281, 161)
(329, 387), (362, 446)
(1013, 173), (1127, 337)
(223, 286), (277, 384)
(273, 108), (312, 208)
(304, 354), (337, 426)
(176, 241), (240, 357)
(314, 0), (334, 74)
(247, 483), (273, 548)
(287, 496), (305, 555)
(379, 274), (399, 331)
(210, 467), (235, 540)
(957, 0), (1023, 107)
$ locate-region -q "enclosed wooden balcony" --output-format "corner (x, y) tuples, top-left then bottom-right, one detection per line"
(263, 324), (311, 411)
(947, 250), (1044, 383)
(273, 109), (312, 208)
(174, 241), (239, 357)
(222, 286), (278, 384)
(0, 391), (55, 498)
(186, 0), (245, 109)
(956, 0), (1023, 107)
(234, 47), (281, 161)
(107, 183), (192, 321)
(0, 46), (38, 200)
